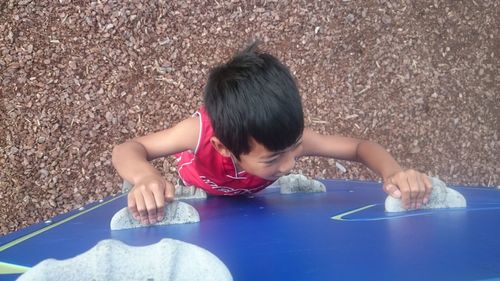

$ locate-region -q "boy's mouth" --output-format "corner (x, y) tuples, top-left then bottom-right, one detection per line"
(269, 173), (290, 181)
(264, 175), (280, 181)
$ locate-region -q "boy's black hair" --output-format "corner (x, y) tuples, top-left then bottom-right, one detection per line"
(204, 42), (304, 159)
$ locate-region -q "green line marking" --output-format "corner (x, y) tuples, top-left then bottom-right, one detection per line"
(0, 262), (30, 274)
(331, 204), (377, 221)
(0, 261), (30, 274)
(0, 194), (126, 252)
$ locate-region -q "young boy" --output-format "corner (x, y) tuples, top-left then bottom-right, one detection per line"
(112, 43), (432, 225)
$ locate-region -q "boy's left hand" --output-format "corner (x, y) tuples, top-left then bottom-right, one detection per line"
(383, 169), (432, 210)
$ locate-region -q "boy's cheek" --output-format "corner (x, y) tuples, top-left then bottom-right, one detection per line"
(245, 165), (274, 180)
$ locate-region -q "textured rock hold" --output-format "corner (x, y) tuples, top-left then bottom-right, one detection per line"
(278, 174), (326, 194)
(385, 176), (467, 212)
(17, 239), (233, 281)
(174, 184), (207, 200)
(110, 201), (200, 230)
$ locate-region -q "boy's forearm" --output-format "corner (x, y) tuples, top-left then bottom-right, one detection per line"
(355, 141), (402, 180)
(112, 141), (161, 184)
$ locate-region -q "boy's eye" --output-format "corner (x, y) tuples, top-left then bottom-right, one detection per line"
(264, 158), (278, 164)
(263, 156), (280, 165)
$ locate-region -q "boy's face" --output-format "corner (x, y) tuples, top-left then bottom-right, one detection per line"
(236, 138), (303, 181)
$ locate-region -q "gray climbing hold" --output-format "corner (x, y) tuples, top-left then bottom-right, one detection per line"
(17, 238), (233, 281)
(121, 180), (133, 193)
(278, 174), (326, 194)
(385, 176), (467, 212)
(110, 201), (199, 230)
(175, 184), (207, 199)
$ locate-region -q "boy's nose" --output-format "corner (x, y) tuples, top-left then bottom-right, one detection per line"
(278, 155), (296, 174)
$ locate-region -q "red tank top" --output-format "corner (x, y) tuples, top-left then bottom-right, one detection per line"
(175, 107), (274, 196)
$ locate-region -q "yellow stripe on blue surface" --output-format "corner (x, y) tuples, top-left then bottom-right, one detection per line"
(0, 261), (30, 274)
(0, 194), (126, 253)
(331, 204), (377, 221)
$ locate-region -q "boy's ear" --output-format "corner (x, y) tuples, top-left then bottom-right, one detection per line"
(210, 137), (232, 157)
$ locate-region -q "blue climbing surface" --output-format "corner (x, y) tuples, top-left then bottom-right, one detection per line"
(1, 179), (500, 280)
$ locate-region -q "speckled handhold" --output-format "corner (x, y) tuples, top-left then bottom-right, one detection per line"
(175, 184), (207, 199)
(17, 239), (233, 281)
(121, 181), (133, 193)
(278, 174), (326, 194)
(110, 201), (199, 230)
(385, 176), (467, 212)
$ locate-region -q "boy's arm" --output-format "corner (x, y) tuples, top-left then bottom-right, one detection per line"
(112, 117), (200, 224)
(301, 128), (432, 209)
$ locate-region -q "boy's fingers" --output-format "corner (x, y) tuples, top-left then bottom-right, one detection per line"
(386, 171), (433, 210)
(142, 189), (158, 224)
(405, 171), (418, 209)
(422, 175), (432, 204)
(134, 192), (149, 224)
(406, 179), (416, 209)
(127, 193), (140, 221)
(411, 173), (425, 209)
(385, 183), (401, 198)
(151, 186), (165, 222)
(398, 178), (412, 209)
(164, 181), (175, 202)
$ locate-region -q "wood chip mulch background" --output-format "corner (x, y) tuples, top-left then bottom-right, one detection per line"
(1, 0), (499, 235)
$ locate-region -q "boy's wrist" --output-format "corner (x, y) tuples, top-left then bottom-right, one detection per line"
(131, 166), (163, 184)
(356, 141), (402, 181)
(382, 168), (403, 180)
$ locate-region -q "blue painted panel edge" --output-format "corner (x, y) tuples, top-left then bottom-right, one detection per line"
(0, 193), (123, 246)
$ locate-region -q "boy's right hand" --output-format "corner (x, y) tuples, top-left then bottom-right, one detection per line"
(127, 175), (175, 225)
